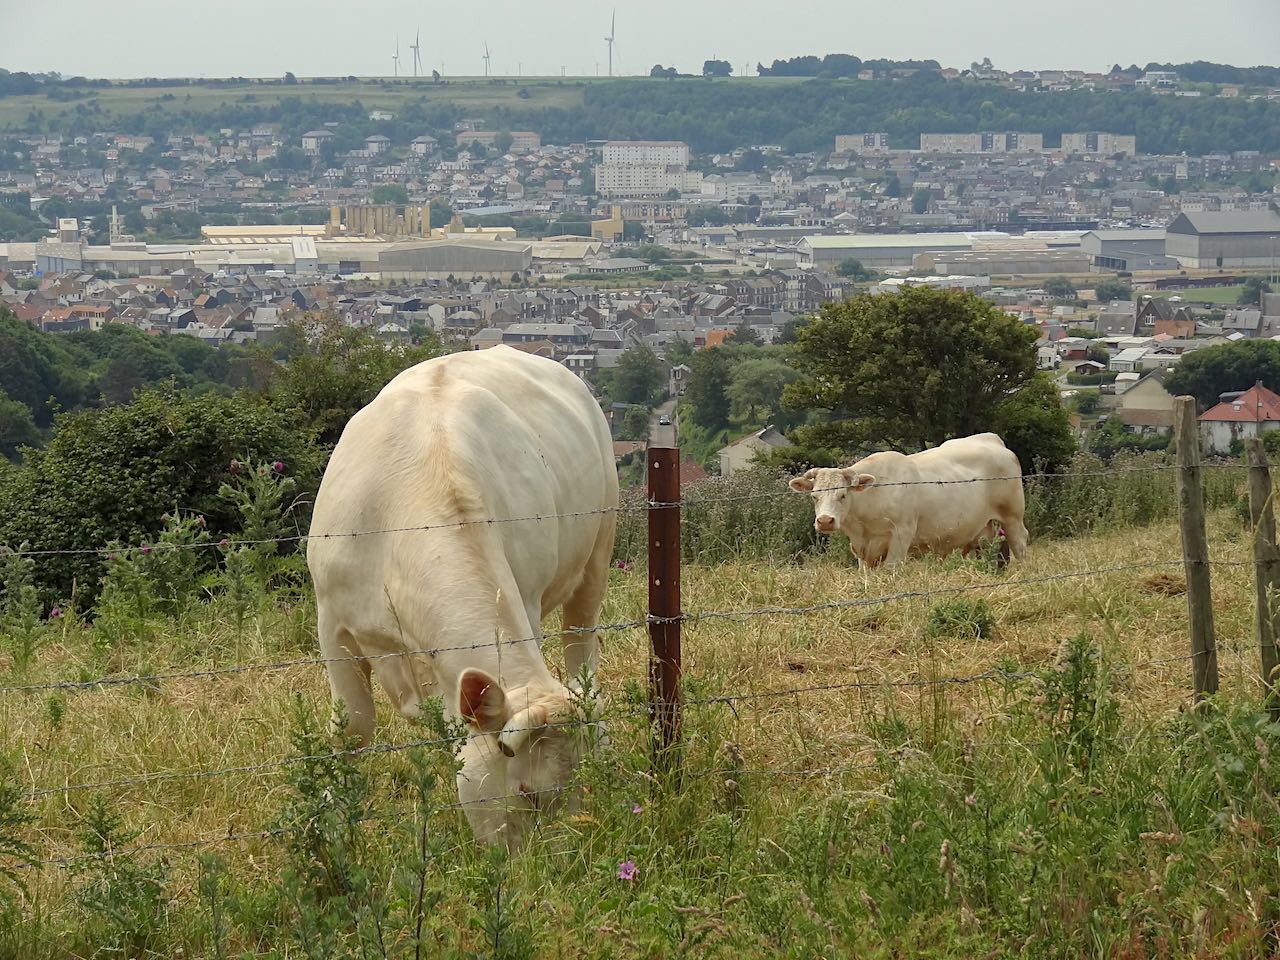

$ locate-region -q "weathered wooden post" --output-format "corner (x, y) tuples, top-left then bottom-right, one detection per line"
(1245, 437), (1280, 719)
(1173, 396), (1219, 701)
(647, 446), (682, 775)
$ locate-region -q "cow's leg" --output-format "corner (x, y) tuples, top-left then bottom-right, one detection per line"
(319, 607), (376, 746)
(561, 516), (616, 688)
(882, 525), (917, 568)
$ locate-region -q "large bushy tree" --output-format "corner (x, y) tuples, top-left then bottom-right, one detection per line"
(611, 344), (665, 406)
(782, 287), (1072, 470)
(1164, 339), (1280, 410)
(685, 347), (734, 431)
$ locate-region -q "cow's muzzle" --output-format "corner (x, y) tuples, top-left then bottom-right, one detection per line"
(815, 515), (837, 533)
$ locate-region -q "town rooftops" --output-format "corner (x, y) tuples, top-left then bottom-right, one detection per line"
(1199, 383), (1280, 423)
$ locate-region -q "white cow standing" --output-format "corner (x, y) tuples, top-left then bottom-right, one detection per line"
(789, 432), (1028, 568)
(307, 345), (618, 849)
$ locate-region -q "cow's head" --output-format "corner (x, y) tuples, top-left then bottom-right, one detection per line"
(454, 667), (593, 850)
(788, 467), (876, 534)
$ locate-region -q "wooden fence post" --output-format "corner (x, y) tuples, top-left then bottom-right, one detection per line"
(1245, 437), (1280, 720)
(647, 446), (683, 776)
(1173, 396), (1219, 701)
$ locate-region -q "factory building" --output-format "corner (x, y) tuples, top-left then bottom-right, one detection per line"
(1165, 211), (1280, 269)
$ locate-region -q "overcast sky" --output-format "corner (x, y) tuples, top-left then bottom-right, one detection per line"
(2, 0), (1277, 79)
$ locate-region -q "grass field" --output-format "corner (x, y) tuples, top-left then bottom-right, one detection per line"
(0, 78), (596, 130)
(1175, 285), (1252, 306)
(3, 482), (1279, 958)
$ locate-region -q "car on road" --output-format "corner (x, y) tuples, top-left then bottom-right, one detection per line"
(658, 415), (672, 426)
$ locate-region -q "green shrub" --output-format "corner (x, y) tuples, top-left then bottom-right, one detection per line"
(0, 386), (325, 606)
(924, 598), (997, 640)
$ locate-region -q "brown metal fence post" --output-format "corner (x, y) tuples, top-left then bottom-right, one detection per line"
(1245, 437), (1280, 719)
(647, 446), (682, 776)
(1173, 396), (1219, 702)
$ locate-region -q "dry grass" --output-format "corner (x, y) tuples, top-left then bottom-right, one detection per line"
(2, 506), (1273, 956)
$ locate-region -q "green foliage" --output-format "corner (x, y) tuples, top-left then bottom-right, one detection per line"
(0, 394), (39, 462)
(0, 759), (35, 921)
(1235, 275), (1272, 306)
(262, 314), (448, 445)
(610, 344), (665, 406)
(1043, 277), (1077, 299)
(1093, 278), (1133, 301)
(0, 387), (324, 606)
(372, 183), (409, 204)
(0, 545), (47, 672)
(617, 406), (651, 441)
(1069, 391), (1100, 414)
(1163, 338), (1280, 410)
(924, 598), (997, 640)
(991, 374), (1077, 472)
(685, 347), (734, 431)
(0, 306), (86, 429)
(72, 795), (170, 957)
(702, 60), (733, 78)
(910, 187), (932, 214)
(727, 357), (798, 424)
(784, 287), (1045, 464)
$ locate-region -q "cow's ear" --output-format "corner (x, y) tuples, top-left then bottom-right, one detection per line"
(458, 668), (509, 733)
(788, 468), (819, 493)
(843, 470), (876, 492)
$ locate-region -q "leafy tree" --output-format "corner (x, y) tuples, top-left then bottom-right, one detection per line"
(494, 131), (514, 154)
(911, 188), (931, 215)
(836, 258), (874, 281)
(618, 405), (651, 440)
(622, 220), (646, 242)
(262, 314), (448, 445)
(1238, 276), (1272, 306)
(1044, 277), (1078, 299)
(1093, 278), (1133, 301)
(1164, 339), (1280, 410)
(736, 149), (765, 173)
(428, 198), (453, 229)
(372, 184), (409, 205)
(611, 344), (664, 406)
(284, 72), (298, 84)
(0, 387), (326, 606)
(991, 374), (1076, 472)
(0, 394), (40, 461)
(725, 322), (763, 346)
(666, 338), (694, 366)
(702, 60), (733, 78)
(727, 357), (798, 423)
(884, 175), (902, 198)
(783, 287), (1042, 466)
(0, 306), (86, 427)
(650, 65), (679, 78)
(685, 347), (734, 431)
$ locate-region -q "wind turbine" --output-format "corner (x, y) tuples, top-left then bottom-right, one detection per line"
(410, 29), (422, 77)
(604, 9), (615, 77)
(483, 42), (492, 77)
(392, 35), (400, 78)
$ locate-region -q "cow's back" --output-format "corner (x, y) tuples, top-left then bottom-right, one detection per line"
(308, 346), (617, 617)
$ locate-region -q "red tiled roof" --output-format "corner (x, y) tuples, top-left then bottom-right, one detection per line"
(1199, 384), (1280, 423)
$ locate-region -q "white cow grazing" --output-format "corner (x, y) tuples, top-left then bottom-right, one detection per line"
(789, 432), (1028, 568)
(307, 345), (618, 848)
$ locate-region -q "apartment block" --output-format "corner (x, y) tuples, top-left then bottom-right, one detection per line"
(834, 133), (891, 155)
(1061, 132), (1137, 156)
(919, 132), (1044, 153)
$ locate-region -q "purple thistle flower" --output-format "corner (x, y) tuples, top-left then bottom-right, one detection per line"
(140, 544), (152, 555)
(196, 516), (207, 529)
(272, 460), (286, 474)
(228, 459), (242, 474)
(631, 804), (643, 815)
(617, 860), (638, 881)
(49, 606), (62, 619)
(218, 538), (230, 549)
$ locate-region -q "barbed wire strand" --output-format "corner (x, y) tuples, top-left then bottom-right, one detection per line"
(0, 557), (1247, 697)
(0, 462), (1250, 560)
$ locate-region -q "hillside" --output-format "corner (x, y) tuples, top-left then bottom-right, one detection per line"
(4, 489), (1279, 957)
(4, 75), (1279, 156)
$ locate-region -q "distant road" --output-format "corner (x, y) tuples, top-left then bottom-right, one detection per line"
(649, 398), (677, 448)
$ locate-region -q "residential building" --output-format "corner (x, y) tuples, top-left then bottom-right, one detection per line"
(596, 141), (700, 198)
(602, 141), (690, 166)
(1198, 383), (1280, 454)
(919, 132), (1044, 153)
(1115, 368), (1176, 434)
(301, 130), (334, 155)
(834, 133), (890, 155)
(718, 425), (793, 477)
(1061, 133), (1137, 156)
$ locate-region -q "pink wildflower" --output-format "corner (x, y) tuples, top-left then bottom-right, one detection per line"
(617, 860), (638, 881)
(228, 459), (242, 474)
(140, 544), (152, 555)
(272, 460), (286, 474)
(49, 606), (62, 619)
(631, 804), (643, 815)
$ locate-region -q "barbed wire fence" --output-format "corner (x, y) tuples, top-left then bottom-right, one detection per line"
(3, 398), (1279, 872)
